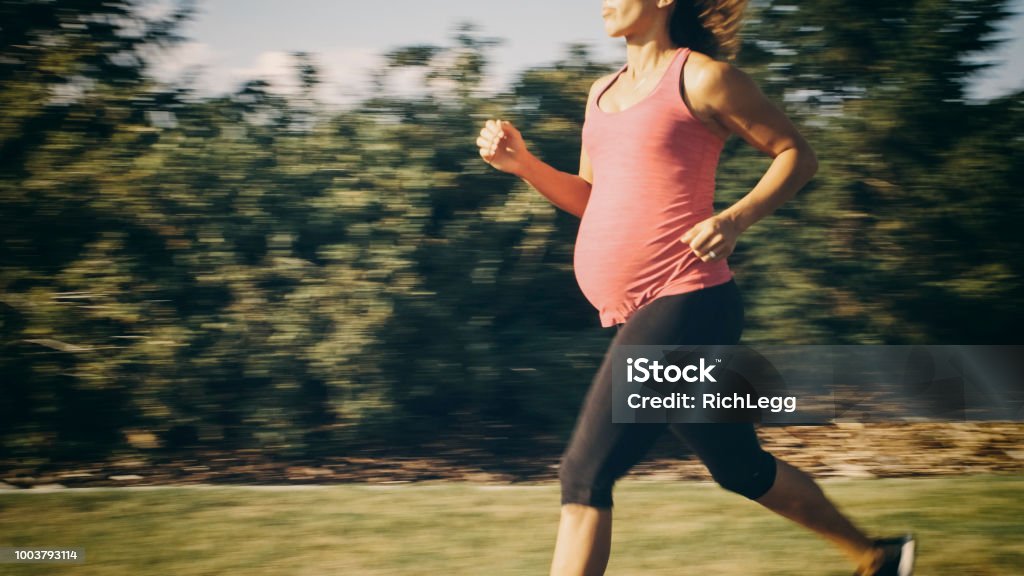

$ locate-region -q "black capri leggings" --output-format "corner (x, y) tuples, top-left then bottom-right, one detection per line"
(559, 278), (777, 508)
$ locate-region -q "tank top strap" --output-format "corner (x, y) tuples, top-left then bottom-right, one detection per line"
(652, 46), (689, 100)
(591, 47), (690, 114)
(668, 46), (690, 88)
(592, 62), (629, 110)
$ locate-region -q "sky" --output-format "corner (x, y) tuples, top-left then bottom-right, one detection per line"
(151, 0), (1024, 106)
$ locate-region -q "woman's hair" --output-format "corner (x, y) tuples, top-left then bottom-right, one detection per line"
(668, 0), (749, 61)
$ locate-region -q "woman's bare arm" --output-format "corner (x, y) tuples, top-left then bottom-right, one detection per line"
(477, 78), (609, 219)
(696, 59), (818, 233)
(514, 148), (592, 218)
(679, 58), (818, 261)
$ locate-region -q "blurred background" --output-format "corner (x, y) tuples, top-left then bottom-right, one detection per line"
(1, 0), (1023, 475)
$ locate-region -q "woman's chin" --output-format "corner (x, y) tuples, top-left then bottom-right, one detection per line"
(603, 25), (623, 38)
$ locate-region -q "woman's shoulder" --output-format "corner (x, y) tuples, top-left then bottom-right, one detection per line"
(682, 49), (756, 107)
(683, 50), (741, 89)
(584, 70), (620, 109)
(589, 70), (618, 94)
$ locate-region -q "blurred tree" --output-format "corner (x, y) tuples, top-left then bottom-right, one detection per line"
(1, 1), (1021, 467)
(0, 0), (193, 458)
(731, 0), (1022, 343)
(353, 27), (612, 450)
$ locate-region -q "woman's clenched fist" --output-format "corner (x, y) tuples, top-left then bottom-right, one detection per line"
(476, 118), (529, 176)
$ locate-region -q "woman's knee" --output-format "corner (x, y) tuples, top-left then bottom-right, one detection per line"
(706, 450), (778, 500)
(558, 455), (615, 509)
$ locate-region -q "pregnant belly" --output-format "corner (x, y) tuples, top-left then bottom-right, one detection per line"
(573, 216), (690, 311)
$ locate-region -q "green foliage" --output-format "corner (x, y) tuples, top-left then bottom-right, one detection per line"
(1, 2), (1021, 462)
(736, 0), (1023, 343)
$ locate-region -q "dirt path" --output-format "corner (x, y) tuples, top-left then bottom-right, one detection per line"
(2, 423), (1021, 489)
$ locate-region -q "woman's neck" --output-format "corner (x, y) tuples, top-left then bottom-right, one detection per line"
(622, 35), (679, 80)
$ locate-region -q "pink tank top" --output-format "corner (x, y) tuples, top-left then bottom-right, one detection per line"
(576, 46), (733, 327)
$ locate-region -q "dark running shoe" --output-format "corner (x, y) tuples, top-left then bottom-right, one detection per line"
(856, 534), (917, 576)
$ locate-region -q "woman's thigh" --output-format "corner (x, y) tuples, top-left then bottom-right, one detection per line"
(559, 280), (748, 505)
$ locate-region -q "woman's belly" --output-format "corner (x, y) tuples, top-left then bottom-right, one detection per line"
(573, 183), (732, 326)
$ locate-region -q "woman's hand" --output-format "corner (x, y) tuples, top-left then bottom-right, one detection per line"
(476, 118), (530, 176)
(679, 214), (741, 262)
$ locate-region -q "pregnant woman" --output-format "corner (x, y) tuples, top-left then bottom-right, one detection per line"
(476, 1), (915, 575)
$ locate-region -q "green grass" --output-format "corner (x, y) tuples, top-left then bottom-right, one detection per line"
(1, 475), (1022, 575)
